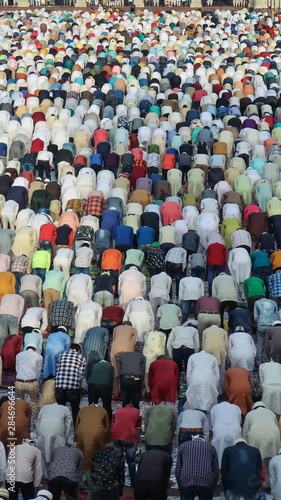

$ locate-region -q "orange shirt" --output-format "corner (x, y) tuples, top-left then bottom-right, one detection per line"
(271, 250), (281, 271)
(101, 249), (122, 272)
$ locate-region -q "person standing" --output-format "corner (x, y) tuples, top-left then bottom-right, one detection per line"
(75, 403), (110, 473)
(175, 435), (219, 500)
(269, 449), (281, 500)
(55, 344), (86, 426)
(134, 450), (172, 500)
(6, 442), (42, 500)
(118, 352), (146, 409)
(86, 360), (114, 424)
(111, 405), (142, 487)
(254, 298), (278, 365)
(36, 403), (72, 478)
(148, 357), (179, 408)
(0, 293), (24, 350)
(89, 447), (124, 500)
(144, 404), (177, 455)
(221, 438), (262, 500)
(15, 343), (43, 422)
(166, 323), (199, 376)
(48, 446), (84, 500)
(179, 276), (204, 322)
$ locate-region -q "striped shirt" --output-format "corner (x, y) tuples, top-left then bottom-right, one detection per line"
(204, 231), (225, 249)
(231, 229), (252, 249)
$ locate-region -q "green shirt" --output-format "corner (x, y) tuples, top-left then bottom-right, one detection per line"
(125, 249), (144, 268)
(87, 361), (114, 386)
(144, 404), (177, 446)
(243, 277), (265, 299)
(32, 250), (51, 272)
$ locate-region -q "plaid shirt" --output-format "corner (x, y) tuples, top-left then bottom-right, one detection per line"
(55, 349), (86, 390)
(0, 294), (24, 320)
(49, 300), (74, 328)
(11, 255), (29, 273)
(66, 91), (79, 100)
(176, 438), (219, 488)
(268, 271), (281, 298)
(85, 196), (105, 217)
(65, 199), (84, 219)
(134, 159), (147, 169)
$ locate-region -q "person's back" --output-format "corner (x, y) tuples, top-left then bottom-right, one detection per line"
(43, 329), (71, 378)
(134, 450), (172, 500)
(221, 439), (262, 496)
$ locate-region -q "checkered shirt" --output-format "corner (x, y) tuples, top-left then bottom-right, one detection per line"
(176, 438), (219, 488)
(268, 271), (281, 298)
(66, 91), (79, 100)
(11, 255), (29, 273)
(85, 196), (105, 217)
(0, 294), (24, 320)
(55, 349), (86, 390)
(65, 199), (84, 219)
(49, 300), (74, 328)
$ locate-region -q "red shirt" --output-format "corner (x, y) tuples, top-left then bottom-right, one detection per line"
(111, 406), (141, 442)
(39, 223), (57, 245)
(207, 243), (227, 267)
(148, 359), (179, 405)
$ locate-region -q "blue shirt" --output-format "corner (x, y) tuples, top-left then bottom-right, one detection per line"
(254, 298), (278, 326)
(137, 227), (155, 245)
(115, 225), (134, 247)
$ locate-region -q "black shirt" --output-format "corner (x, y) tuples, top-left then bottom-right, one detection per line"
(94, 274), (115, 294)
(134, 450), (172, 486)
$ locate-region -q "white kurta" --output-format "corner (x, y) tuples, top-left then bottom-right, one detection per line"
(228, 248), (252, 284)
(124, 297), (155, 342)
(196, 213), (219, 248)
(260, 361), (281, 415)
(229, 332), (256, 372)
(75, 301), (102, 343)
(269, 454), (281, 500)
(36, 403), (72, 464)
(185, 351), (220, 412)
(66, 274), (93, 307)
(211, 402), (242, 467)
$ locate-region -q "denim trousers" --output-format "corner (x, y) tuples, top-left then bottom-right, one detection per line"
(112, 441), (136, 478)
(90, 486), (120, 500)
(179, 484), (214, 500)
(256, 324), (269, 365)
(207, 265), (224, 295)
(0, 314), (19, 351)
(145, 442), (173, 455)
(182, 300), (198, 322)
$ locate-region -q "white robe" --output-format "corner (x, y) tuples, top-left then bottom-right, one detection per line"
(75, 301), (102, 343)
(196, 213), (220, 248)
(211, 402), (242, 467)
(36, 403), (72, 470)
(229, 332), (256, 372)
(185, 351), (219, 412)
(228, 248), (252, 284)
(260, 361), (281, 415)
(269, 454), (281, 500)
(124, 297), (155, 342)
(66, 274), (93, 307)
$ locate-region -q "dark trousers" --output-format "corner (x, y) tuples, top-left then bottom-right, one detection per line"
(13, 272), (24, 294)
(119, 375), (142, 409)
(6, 481), (34, 500)
(252, 266), (272, 289)
(37, 160), (50, 179)
(166, 261), (183, 297)
(179, 485), (214, 500)
(55, 388), (80, 426)
(48, 476), (78, 500)
(88, 383), (112, 423)
(172, 347), (194, 374)
(20, 290), (40, 312)
(134, 480), (168, 500)
(220, 300), (237, 326)
(191, 266), (205, 281)
(182, 300), (197, 322)
(207, 265), (224, 295)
